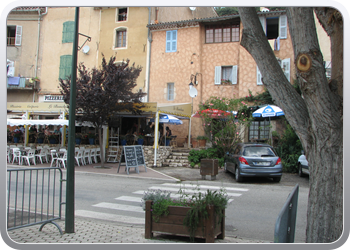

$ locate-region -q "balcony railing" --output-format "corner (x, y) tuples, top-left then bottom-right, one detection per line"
(7, 77), (37, 90)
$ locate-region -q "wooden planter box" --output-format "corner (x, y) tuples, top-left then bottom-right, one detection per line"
(145, 200), (225, 243)
(198, 139), (206, 148)
(200, 159), (219, 180)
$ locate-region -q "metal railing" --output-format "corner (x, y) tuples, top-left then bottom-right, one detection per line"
(7, 167), (65, 234)
(274, 184), (299, 243)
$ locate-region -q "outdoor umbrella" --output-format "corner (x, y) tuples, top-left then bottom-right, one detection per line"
(150, 114), (183, 145)
(252, 105), (284, 118)
(192, 109), (231, 119)
(150, 114), (183, 125)
(252, 105), (285, 140)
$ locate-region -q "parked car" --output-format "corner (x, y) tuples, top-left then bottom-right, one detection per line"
(297, 150), (309, 177)
(224, 143), (283, 182)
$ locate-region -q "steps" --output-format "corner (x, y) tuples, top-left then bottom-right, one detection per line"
(163, 148), (190, 168)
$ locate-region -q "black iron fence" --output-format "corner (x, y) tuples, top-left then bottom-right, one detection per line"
(274, 184), (299, 243)
(7, 167), (65, 234)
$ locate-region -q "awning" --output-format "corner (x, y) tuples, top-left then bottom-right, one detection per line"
(7, 119), (69, 126)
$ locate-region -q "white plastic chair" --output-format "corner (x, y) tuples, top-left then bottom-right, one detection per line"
(7, 146), (11, 163)
(12, 148), (22, 165)
(57, 151), (67, 169)
(75, 149), (84, 166)
(83, 148), (91, 165)
(50, 150), (59, 167)
(35, 148), (48, 164)
(95, 147), (101, 163)
(90, 148), (96, 163)
(21, 149), (36, 166)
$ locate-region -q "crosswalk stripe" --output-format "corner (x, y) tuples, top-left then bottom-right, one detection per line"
(115, 196), (142, 203)
(160, 183), (249, 192)
(146, 186), (242, 197)
(75, 210), (144, 224)
(93, 202), (144, 213)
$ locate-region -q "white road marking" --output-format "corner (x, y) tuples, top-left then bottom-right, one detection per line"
(93, 202), (144, 213)
(75, 210), (144, 224)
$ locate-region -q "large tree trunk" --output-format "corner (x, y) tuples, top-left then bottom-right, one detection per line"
(238, 7), (343, 243)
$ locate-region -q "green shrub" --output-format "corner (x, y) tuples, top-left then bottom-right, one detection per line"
(274, 121), (302, 173)
(188, 148), (224, 168)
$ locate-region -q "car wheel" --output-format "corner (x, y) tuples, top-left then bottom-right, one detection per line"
(235, 167), (243, 182)
(224, 162), (228, 173)
(273, 177), (281, 182)
(298, 163), (306, 177)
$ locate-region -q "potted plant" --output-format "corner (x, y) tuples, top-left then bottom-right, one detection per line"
(120, 135), (127, 146)
(143, 188), (228, 243)
(197, 136), (208, 148)
(87, 132), (96, 145)
(75, 134), (82, 145)
(137, 135), (144, 145)
(48, 134), (57, 144)
(13, 131), (21, 143)
(37, 133), (44, 143)
(221, 79), (232, 85)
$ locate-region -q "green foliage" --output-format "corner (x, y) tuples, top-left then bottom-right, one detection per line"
(142, 187), (229, 242)
(188, 148), (224, 167)
(199, 96), (253, 156)
(274, 120), (302, 172)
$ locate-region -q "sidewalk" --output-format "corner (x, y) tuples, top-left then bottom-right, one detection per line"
(6, 161), (271, 245)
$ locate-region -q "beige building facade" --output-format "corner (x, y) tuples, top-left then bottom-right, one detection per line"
(148, 10), (331, 141)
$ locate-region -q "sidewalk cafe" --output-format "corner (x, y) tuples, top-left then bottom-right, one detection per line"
(7, 101), (193, 167)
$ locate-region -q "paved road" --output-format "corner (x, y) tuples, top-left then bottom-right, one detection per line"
(73, 167), (309, 242)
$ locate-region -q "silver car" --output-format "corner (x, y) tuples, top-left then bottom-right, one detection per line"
(298, 150), (309, 177)
(224, 143), (283, 182)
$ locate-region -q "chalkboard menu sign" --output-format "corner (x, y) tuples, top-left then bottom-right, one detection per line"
(119, 146), (147, 174)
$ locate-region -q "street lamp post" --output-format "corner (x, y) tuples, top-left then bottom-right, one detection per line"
(188, 81), (197, 148)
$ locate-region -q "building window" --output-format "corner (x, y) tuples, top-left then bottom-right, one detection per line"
(62, 21), (75, 43)
(167, 82), (174, 101)
(166, 30), (177, 53)
(59, 55), (72, 80)
(117, 8), (127, 22)
(206, 23), (240, 43)
(249, 120), (270, 141)
(214, 65), (238, 85)
(7, 25), (22, 46)
(259, 15), (287, 39)
(116, 29), (127, 48)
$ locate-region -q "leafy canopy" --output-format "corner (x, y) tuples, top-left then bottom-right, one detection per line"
(59, 55), (145, 128)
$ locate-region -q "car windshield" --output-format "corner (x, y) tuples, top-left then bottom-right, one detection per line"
(243, 146), (276, 157)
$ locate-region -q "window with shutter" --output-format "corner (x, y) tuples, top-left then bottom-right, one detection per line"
(259, 15), (287, 40)
(59, 55), (72, 80)
(166, 30), (177, 52)
(7, 25), (22, 46)
(167, 83), (175, 101)
(62, 21), (75, 43)
(214, 66), (238, 85)
(279, 15), (287, 39)
(257, 66), (263, 85)
(281, 58), (290, 82)
(15, 25), (22, 46)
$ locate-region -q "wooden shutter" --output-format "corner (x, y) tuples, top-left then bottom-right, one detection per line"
(166, 30), (177, 52)
(15, 25), (22, 46)
(259, 16), (266, 35)
(282, 58), (290, 82)
(215, 66), (221, 85)
(279, 15), (287, 39)
(59, 55), (72, 80)
(257, 66), (263, 85)
(231, 65), (238, 84)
